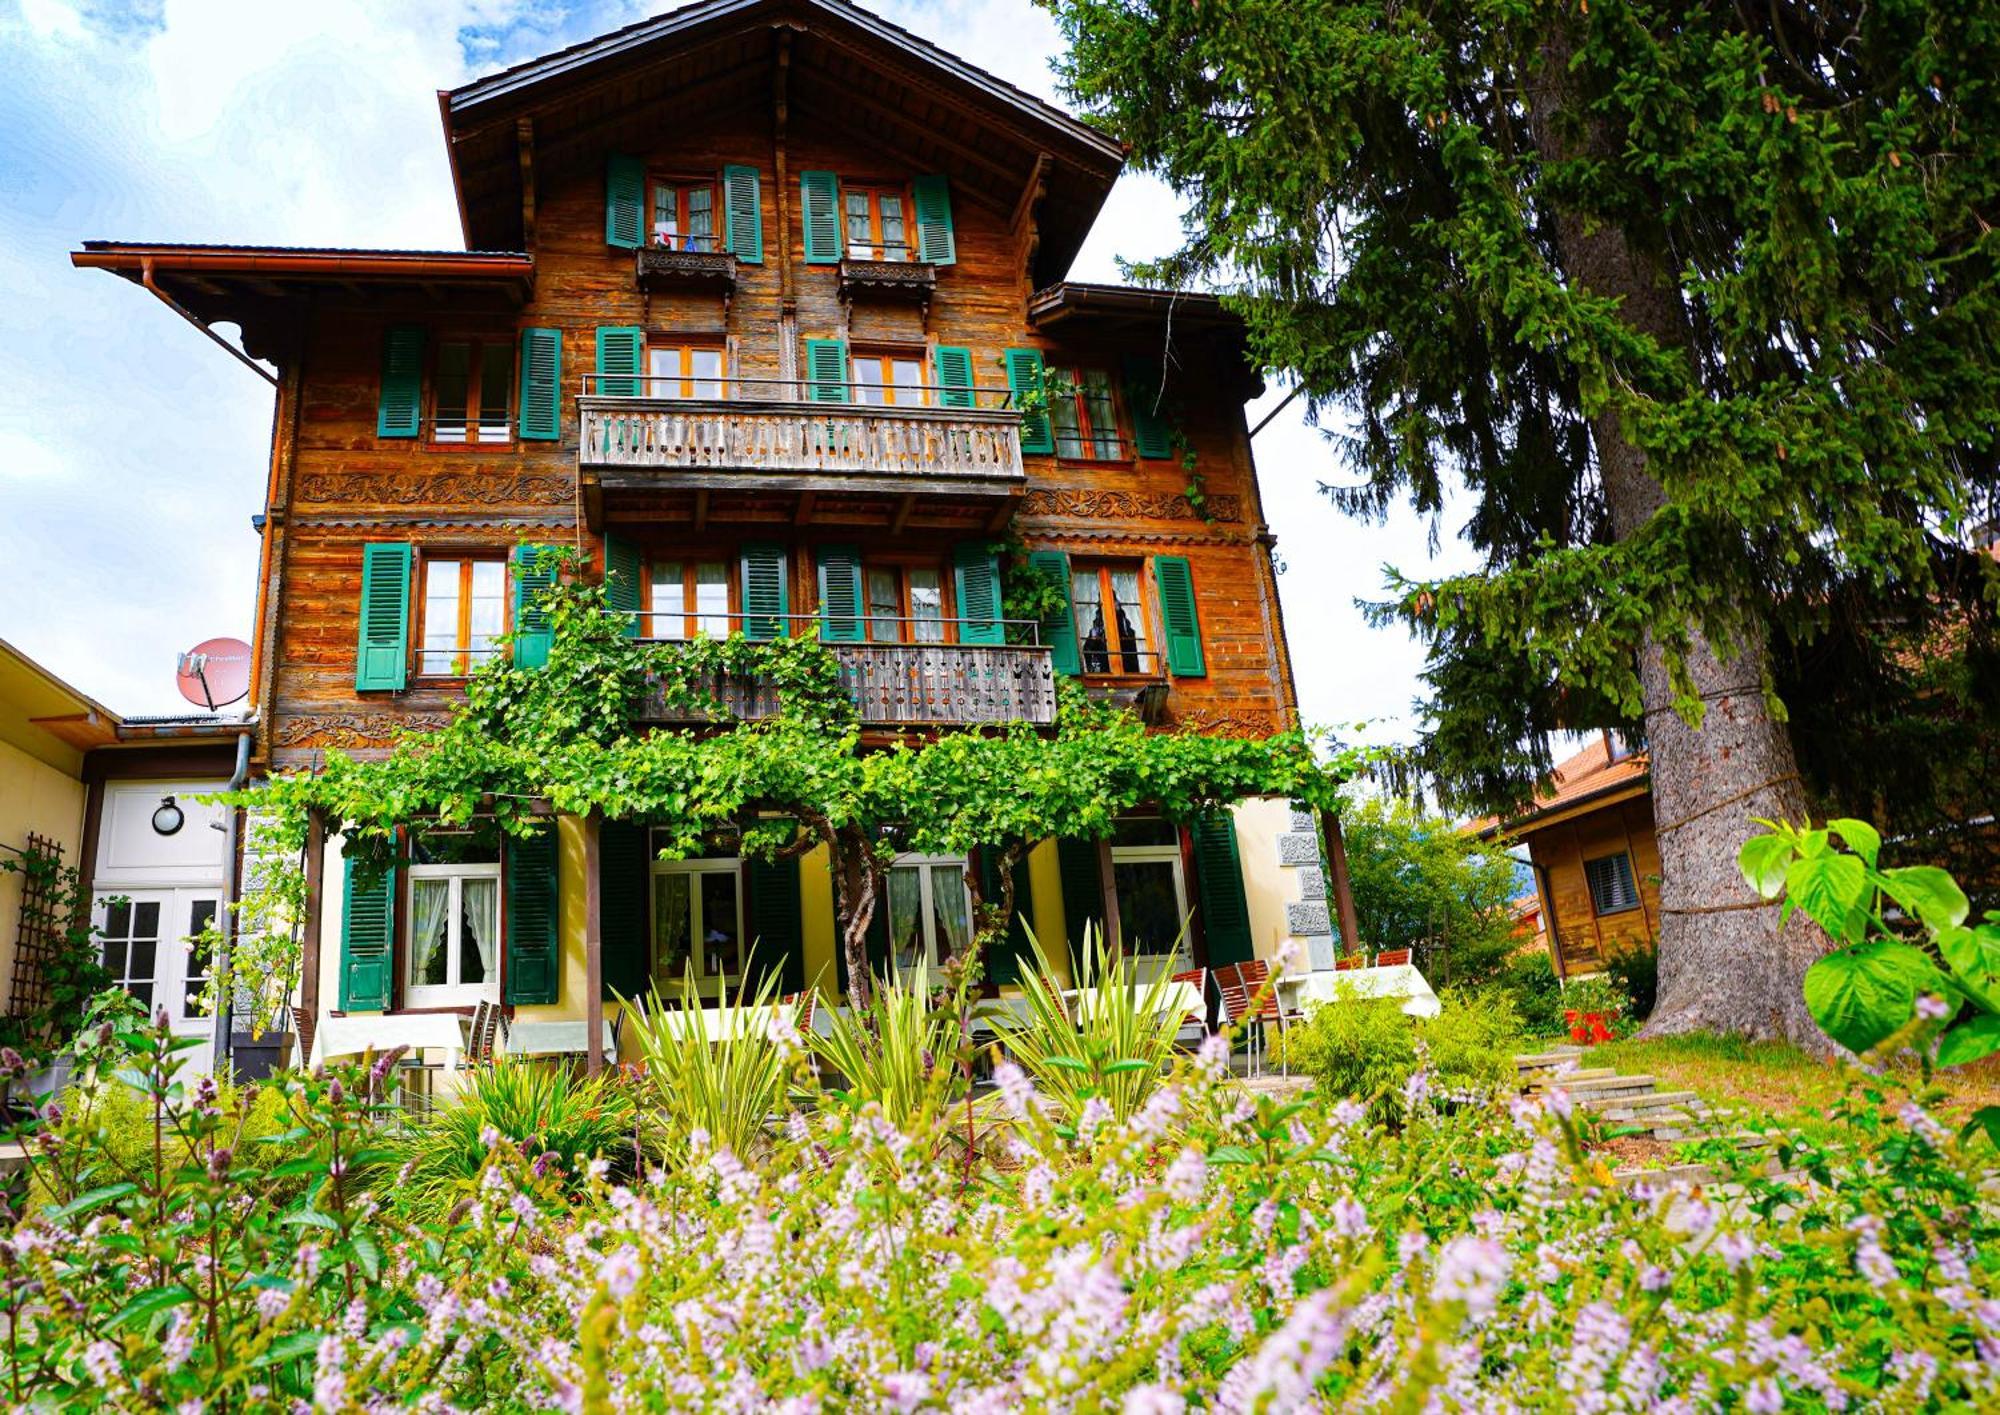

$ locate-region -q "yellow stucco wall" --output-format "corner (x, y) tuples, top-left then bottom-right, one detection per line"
(0, 739), (88, 1005)
(1233, 795), (1302, 964)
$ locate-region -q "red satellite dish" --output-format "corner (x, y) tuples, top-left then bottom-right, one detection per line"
(176, 637), (252, 710)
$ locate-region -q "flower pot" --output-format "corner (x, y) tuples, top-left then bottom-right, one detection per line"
(19, 1054), (73, 1101)
(230, 1032), (289, 1083)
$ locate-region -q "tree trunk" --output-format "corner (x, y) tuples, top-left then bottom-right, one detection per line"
(826, 823), (880, 1010)
(1525, 30), (1830, 1047)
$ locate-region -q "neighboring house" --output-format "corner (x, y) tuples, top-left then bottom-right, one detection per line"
(74, 0), (1326, 1063)
(1474, 733), (1658, 979)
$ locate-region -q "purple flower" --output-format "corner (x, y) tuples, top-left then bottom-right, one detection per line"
(599, 1246), (641, 1301)
(993, 1060), (1039, 1120)
(1915, 993), (1950, 1020)
(1122, 1383), (1186, 1414)
(1744, 1378), (1783, 1413)
(83, 1339), (121, 1388)
(1433, 1234), (1510, 1319)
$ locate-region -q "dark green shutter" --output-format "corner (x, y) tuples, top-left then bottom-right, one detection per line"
(722, 163), (763, 263)
(517, 327), (562, 441)
(1026, 549), (1079, 675)
(595, 326), (643, 398)
(600, 820), (651, 1001)
(805, 338), (848, 403)
(355, 543), (412, 691)
(1057, 838), (1105, 974)
(912, 175), (956, 265)
(800, 170), (841, 264)
(605, 153), (645, 249)
(817, 545), (864, 644)
(338, 853), (394, 1012)
(604, 535), (642, 640)
(1192, 811), (1254, 969)
(1004, 348), (1053, 453)
(376, 325), (425, 438)
(1125, 357), (1174, 459)
(979, 849), (1031, 985)
(741, 544), (789, 640)
(952, 544), (1005, 646)
(513, 544), (557, 668)
(746, 855), (806, 996)
(505, 830), (560, 1005)
(933, 345), (974, 409)
(1152, 555), (1207, 677)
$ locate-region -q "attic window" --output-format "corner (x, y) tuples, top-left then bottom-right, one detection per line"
(1584, 852), (1640, 916)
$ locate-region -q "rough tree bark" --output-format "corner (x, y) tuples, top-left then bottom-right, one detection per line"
(1526, 30), (1830, 1046)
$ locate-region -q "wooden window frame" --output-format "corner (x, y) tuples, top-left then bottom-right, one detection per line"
(426, 336), (515, 449)
(1584, 851), (1642, 917)
(1048, 366), (1129, 464)
(414, 550), (510, 681)
(650, 852), (746, 1000)
(643, 552), (740, 640)
(841, 181), (914, 262)
(861, 555), (954, 645)
(849, 346), (931, 407)
(648, 174), (721, 253)
(645, 337), (730, 400)
(1070, 558), (1158, 678)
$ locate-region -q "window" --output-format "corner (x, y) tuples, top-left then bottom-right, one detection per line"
(647, 559), (733, 640)
(1048, 368), (1124, 460)
(865, 562), (948, 644)
(650, 178), (718, 252)
(431, 339), (512, 443)
(95, 890), (220, 1025)
(100, 898), (162, 1011)
(406, 854), (500, 1006)
(418, 557), (507, 676)
(1110, 818), (1189, 972)
(885, 855), (972, 981)
(1071, 561), (1154, 675)
(1585, 852), (1641, 916)
(182, 898), (217, 1018)
(844, 185), (911, 261)
(850, 351), (927, 406)
(652, 850), (744, 998)
(647, 340), (727, 399)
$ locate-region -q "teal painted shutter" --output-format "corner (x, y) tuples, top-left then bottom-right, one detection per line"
(952, 544), (1005, 646)
(1004, 348), (1053, 453)
(1152, 555), (1207, 677)
(1026, 549), (1079, 675)
(605, 153), (645, 249)
(513, 544), (557, 668)
(504, 829), (560, 1005)
(600, 820), (651, 1001)
(517, 327), (562, 441)
(376, 325), (425, 438)
(817, 545), (864, 644)
(1125, 357), (1174, 459)
(722, 163), (763, 262)
(746, 856), (805, 996)
(933, 345), (974, 409)
(1192, 811), (1254, 968)
(603, 535), (642, 640)
(354, 543), (412, 691)
(1056, 838), (1104, 973)
(805, 338), (848, 403)
(979, 849), (1031, 985)
(338, 853), (394, 1012)
(911, 174), (956, 265)
(799, 170), (841, 264)
(741, 544), (789, 640)
(595, 326), (643, 398)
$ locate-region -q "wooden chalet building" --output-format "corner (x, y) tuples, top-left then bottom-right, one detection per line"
(75, 0), (1326, 1068)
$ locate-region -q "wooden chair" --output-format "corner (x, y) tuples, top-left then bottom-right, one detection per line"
(1236, 959), (1305, 1076)
(465, 1000), (504, 1066)
(782, 990), (820, 1076)
(292, 1007), (317, 1071)
(1374, 948), (1412, 968)
(1334, 954), (1365, 972)
(1169, 967), (1211, 1047)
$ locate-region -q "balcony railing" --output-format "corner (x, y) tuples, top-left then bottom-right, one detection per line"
(577, 376), (1025, 488)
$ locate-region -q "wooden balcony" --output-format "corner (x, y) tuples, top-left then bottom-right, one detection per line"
(640, 642), (1057, 728)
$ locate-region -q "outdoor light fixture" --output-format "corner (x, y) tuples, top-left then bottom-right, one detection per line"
(151, 795), (185, 837)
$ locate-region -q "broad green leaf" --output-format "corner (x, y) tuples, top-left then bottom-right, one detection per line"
(1784, 853), (1868, 940)
(1878, 866), (1970, 931)
(110, 1285), (193, 1330)
(1827, 818), (1881, 866)
(1936, 1016), (2000, 1069)
(349, 1233), (384, 1282)
(43, 1181), (138, 1221)
(1802, 941), (1946, 1055)
(1737, 833), (1794, 899)
(279, 1207), (341, 1232)
(1936, 924), (2000, 998)
(1959, 1105), (2000, 1150)
(1102, 1059), (1155, 1075)
(1206, 1145), (1259, 1165)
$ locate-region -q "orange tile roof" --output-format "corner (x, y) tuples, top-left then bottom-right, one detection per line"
(1468, 735), (1650, 837)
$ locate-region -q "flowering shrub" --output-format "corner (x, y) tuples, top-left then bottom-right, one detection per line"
(4, 1010), (1998, 1410)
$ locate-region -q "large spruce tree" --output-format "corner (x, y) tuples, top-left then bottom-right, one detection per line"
(1041, 0), (2000, 1041)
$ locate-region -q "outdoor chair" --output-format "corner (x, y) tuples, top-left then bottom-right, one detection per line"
(1213, 965), (1260, 1075)
(1334, 954), (1365, 972)
(783, 991), (820, 1076)
(466, 1000), (504, 1066)
(1169, 967), (1211, 1048)
(1374, 948), (1412, 968)
(1235, 959), (1305, 1076)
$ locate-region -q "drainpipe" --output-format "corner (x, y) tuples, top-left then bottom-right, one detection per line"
(210, 731), (253, 1076)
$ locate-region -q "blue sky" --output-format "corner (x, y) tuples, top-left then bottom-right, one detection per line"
(0, 0), (1476, 741)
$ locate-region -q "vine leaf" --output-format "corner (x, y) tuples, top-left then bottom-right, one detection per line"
(1801, 941), (1946, 1055)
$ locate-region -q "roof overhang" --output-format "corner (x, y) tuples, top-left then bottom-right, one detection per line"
(1030, 282), (1262, 399)
(1472, 777), (1654, 841)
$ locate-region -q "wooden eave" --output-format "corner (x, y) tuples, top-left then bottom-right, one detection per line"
(1030, 282), (1262, 400)
(1477, 779), (1654, 843)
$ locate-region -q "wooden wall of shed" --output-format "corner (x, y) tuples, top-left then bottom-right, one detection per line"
(1521, 796), (1661, 977)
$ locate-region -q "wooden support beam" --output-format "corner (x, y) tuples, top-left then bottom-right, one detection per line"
(890, 493), (916, 534)
(693, 488), (710, 532)
(584, 810), (605, 1077)
(793, 77), (1019, 204)
(1096, 836), (1122, 958)
(297, 808), (327, 1064)
(1319, 807), (1362, 958)
(516, 117), (537, 249)
(794, 490), (817, 525)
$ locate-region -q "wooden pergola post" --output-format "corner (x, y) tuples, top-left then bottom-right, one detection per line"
(296, 808), (327, 1066)
(1095, 836), (1122, 961)
(1319, 807), (1363, 957)
(583, 810), (604, 1077)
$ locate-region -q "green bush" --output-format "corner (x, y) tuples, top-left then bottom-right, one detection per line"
(1271, 990), (1417, 1125)
(34, 1076), (306, 1210)
(1492, 948), (1564, 1036)
(1418, 989), (1520, 1096)
(1606, 944), (1658, 1020)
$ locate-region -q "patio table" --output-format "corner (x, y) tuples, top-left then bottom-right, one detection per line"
(1279, 964), (1441, 1019)
(1061, 979), (1205, 1026)
(645, 1002), (796, 1044)
(311, 1012), (470, 1071)
(501, 1017), (623, 1057)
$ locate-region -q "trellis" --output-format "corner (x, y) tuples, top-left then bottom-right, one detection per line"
(5, 833), (67, 1018)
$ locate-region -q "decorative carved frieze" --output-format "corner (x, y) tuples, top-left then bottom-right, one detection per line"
(1172, 706), (1282, 738)
(635, 246), (738, 297)
(1020, 487), (1243, 524)
(298, 472), (573, 506)
(1276, 832), (1321, 867)
(273, 712), (454, 749)
(1286, 901), (1333, 937)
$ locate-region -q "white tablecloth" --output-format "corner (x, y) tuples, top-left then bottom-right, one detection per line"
(311, 1012), (469, 1068)
(1062, 980), (1205, 1024)
(503, 1018), (623, 1056)
(644, 1003), (795, 1044)
(1279, 964), (1441, 1019)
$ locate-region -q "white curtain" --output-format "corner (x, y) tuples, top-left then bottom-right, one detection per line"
(411, 879), (452, 985)
(462, 877), (498, 983)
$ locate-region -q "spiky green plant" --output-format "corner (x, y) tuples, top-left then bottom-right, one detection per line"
(808, 958), (967, 1132)
(620, 962), (795, 1167)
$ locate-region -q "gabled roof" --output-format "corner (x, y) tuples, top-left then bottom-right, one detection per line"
(1470, 734), (1651, 839)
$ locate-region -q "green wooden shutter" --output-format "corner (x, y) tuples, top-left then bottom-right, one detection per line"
(978, 848), (1031, 985)
(376, 325), (425, 438)
(1026, 549), (1079, 675)
(741, 544), (789, 640)
(338, 852), (395, 1012)
(1125, 357), (1174, 459)
(1004, 348), (1053, 453)
(799, 170), (841, 264)
(595, 326), (643, 398)
(513, 544), (557, 668)
(605, 153), (645, 249)
(911, 174), (956, 265)
(746, 855), (805, 996)
(517, 327), (562, 441)
(1152, 555), (1207, 677)
(505, 829), (560, 1005)
(805, 338), (848, 403)
(952, 544), (1005, 647)
(721, 163), (763, 262)
(817, 545), (864, 644)
(1057, 838), (1105, 973)
(604, 534), (642, 640)
(600, 819), (651, 1001)
(933, 345), (974, 409)
(354, 543), (412, 691)
(1192, 811), (1254, 968)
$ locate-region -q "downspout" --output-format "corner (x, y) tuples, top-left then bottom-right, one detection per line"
(210, 730), (254, 1076)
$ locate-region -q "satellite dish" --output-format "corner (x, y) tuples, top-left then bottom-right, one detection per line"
(175, 637), (252, 710)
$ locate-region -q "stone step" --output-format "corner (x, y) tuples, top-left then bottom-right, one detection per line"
(1615, 1162), (1713, 1190)
(1587, 1088), (1701, 1114)
(1550, 1073), (1659, 1097)
(1514, 1049), (1586, 1072)
(1527, 1067), (1616, 1087)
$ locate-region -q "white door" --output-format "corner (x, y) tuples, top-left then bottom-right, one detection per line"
(94, 889), (222, 1038)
